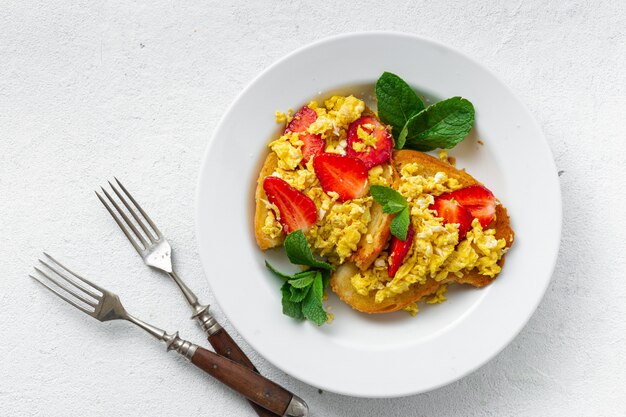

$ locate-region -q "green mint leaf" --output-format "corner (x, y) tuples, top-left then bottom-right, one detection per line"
(320, 269), (331, 290)
(376, 72), (425, 138)
(301, 273), (328, 326)
(396, 119), (409, 149)
(289, 285), (310, 303)
(370, 185), (407, 214)
(403, 97), (475, 151)
(288, 272), (316, 288)
(390, 206), (410, 241)
(265, 261), (293, 281)
(284, 230), (333, 271)
(281, 283), (304, 320)
(384, 201), (406, 214)
(292, 270), (318, 279)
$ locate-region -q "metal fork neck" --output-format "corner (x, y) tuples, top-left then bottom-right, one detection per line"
(126, 314), (197, 360)
(126, 314), (166, 340)
(168, 270), (222, 336)
(167, 270), (199, 306)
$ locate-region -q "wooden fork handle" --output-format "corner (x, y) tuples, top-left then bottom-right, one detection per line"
(191, 347), (304, 416)
(208, 328), (280, 417)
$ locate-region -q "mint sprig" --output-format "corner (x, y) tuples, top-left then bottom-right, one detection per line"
(284, 230), (333, 271)
(396, 120), (410, 149)
(376, 72), (425, 141)
(280, 284), (304, 320)
(390, 206), (410, 241)
(401, 97), (475, 151)
(370, 185), (411, 241)
(265, 231), (333, 326)
(376, 72), (475, 151)
(301, 273), (327, 325)
(370, 185), (406, 214)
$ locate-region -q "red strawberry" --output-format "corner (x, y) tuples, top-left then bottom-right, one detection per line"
(449, 185), (496, 227)
(286, 106), (325, 163)
(313, 153), (368, 201)
(299, 133), (325, 163)
(388, 223), (415, 278)
(430, 194), (473, 239)
(263, 176), (317, 233)
(346, 116), (393, 169)
(286, 106), (317, 133)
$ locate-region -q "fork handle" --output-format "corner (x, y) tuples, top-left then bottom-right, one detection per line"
(190, 347), (307, 417)
(209, 329), (280, 417)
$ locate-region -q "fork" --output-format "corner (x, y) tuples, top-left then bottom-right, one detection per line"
(96, 178), (287, 417)
(30, 253), (308, 417)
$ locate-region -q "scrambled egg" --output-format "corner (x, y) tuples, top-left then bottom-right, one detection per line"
(308, 95), (365, 155)
(352, 124), (378, 152)
(403, 303), (419, 316)
(274, 109), (293, 124)
(262, 95), (370, 263)
(438, 149), (456, 167)
(426, 284), (448, 304)
(350, 164), (508, 305)
(269, 131), (303, 170)
(368, 164), (394, 187)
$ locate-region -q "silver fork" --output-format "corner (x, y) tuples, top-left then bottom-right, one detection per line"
(96, 179), (289, 417)
(30, 253), (308, 417)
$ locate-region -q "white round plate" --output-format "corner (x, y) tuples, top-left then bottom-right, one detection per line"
(196, 32), (561, 398)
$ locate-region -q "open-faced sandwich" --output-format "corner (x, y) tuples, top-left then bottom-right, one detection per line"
(254, 72), (514, 325)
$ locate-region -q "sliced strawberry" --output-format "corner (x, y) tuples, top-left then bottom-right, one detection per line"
(313, 153), (368, 201)
(263, 176), (317, 233)
(299, 133), (325, 163)
(286, 106), (325, 164)
(346, 116), (393, 169)
(388, 223), (415, 278)
(286, 106), (317, 133)
(430, 194), (473, 239)
(449, 185), (496, 227)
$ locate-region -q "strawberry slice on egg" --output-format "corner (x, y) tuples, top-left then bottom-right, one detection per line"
(286, 106), (325, 163)
(430, 194), (473, 240)
(388, 223), (415, 278)
(430, 185), (496, 239)
(449, 185), (496, 228)
(313, 153), (369, 202)
(263, 176), (318, 234)
(346, 116), (393, 169)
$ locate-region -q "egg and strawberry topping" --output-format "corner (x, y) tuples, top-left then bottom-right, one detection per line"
(261, 96), (507, 309)
(350, 166), (508, 303)
(263, 96), (391, 263)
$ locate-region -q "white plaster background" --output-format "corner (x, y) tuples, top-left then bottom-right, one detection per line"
(1, 1), (625, 416)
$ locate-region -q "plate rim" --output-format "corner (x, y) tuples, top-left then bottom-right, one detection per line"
(195, 31), (562, 398)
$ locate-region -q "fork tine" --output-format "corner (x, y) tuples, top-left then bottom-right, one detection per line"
(34, 266), (98, 308)
(30, 273), (94, 316)
(96, 191), (143, 254)
(38, 257), (100, 300)
(43, 252), (106, 294)
(114, 177), (162, 238)
(101, 187), (149, 248)
(96, 190), (147, 252)
(108, 180), (156, 242)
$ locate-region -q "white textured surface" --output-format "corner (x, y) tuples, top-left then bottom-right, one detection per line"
(1, 1), (624, 416)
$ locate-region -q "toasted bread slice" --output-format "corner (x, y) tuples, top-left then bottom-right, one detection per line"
(350, 163), (397, 271)
(254, 152), (285, 250)
(330, 149), (515, 314)
(254, 151), (397, 263)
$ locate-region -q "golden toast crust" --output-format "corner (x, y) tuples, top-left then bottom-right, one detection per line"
(350, 163), (397, 271)
(254, 152), (285, 250)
